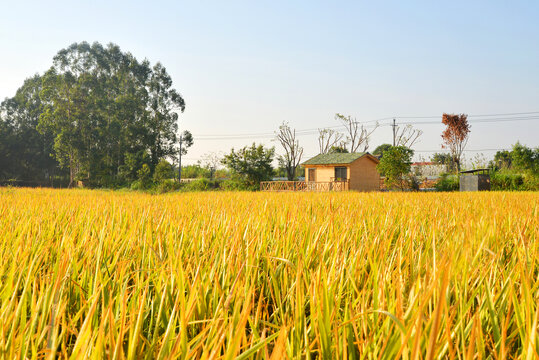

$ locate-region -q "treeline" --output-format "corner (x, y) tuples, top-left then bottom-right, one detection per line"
(0, 42), (189, 188)
(433, 143), (539, 191)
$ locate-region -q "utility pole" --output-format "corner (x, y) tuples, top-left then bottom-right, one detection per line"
(392, 118), (397, 146)
(178, 134), (183, 182)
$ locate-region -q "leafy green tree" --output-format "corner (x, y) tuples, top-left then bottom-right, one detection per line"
(511, 142), (539, 175)
(0, 113), (15, 180)
(153, 159), (175, 182)
(147, 63), (186, 167)
(134, 164), (153, 189)
(181, 164), (210, 179)
(431, 152), (452, 165)
(329, 145), (348, 153)
(0, 75), (61, 183)
(373, 144), (392, 159)
(119, 151), (151, 184)
(33, 41), (188, 187)
(431, 152), (455, 172)
(492, 150), (512, 170)
(222, 143), (275, 187)
(377, 146), (414, 190)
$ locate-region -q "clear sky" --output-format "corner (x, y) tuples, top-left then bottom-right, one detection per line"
(1, 0), (538, 165)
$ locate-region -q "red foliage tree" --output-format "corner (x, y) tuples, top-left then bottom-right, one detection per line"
(441, 113), (471, 172)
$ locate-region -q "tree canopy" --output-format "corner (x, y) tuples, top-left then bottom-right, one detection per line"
(373, 144), (392, 159)
(222, 143), (275, 187)
(0, 41), (188, 188)
(377, 146), (414, 190)
(441, 113), (471, 172)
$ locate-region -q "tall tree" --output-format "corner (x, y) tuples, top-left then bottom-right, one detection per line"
(335, 113), (378, 152)
(147, 62), (186, 167)
(441, 113), (471, 172)
(492, 150), (512, 169)
(511, 142), (539, 175)
(373, 144), (392, 159)
(33, 41), (187, 187)
(377, 146), (414, 190)
(0, 75), (60, 183)
(275, 122), (303, 180)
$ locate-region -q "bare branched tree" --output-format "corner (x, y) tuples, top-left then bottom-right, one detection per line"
(201, 152), (223, 179)
(335, 113), (378, 152)
(275, 122), (303, 180)
(395, 124), (423, 148)
(318, 128), (345, 154)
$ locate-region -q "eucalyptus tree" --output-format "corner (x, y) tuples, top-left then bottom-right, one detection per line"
(0, 74), (59, 182)
(146, 62), (186, 167)
(36, 41), (187, 187)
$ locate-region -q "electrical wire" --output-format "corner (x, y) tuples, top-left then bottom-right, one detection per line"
(192, 112), (539, 141)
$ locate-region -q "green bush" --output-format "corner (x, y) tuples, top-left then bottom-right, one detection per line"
(154, 160), (175, 182)
(491, 173), (524, 191)
(435, 174), (459, 192)
(156, 179), (181, 193)
(521, 174), (539, 191)
(133, 164), (153, 189)
(181, 179), (221, 191)
(220, 179), (258, 191)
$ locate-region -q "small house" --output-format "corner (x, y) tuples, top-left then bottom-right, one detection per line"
(459, 168), (491, 191)
(302, 152), (380, 191)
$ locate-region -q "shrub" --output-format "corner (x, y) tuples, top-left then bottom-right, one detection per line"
(521, 174), (539, 191)
(435, 174), (459, 191)
(134, 164), (153, 189)
(156, 179), (181, 193)
(491, 173), (524, 191)
(220, 179), (258, 191)
(154, 160), (175, 182)
(181, 178), (221, 191)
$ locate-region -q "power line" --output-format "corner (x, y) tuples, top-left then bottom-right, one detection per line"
(182, 148), (515, 164)
(392, 111), (539, 119)
(193, 111), (539, 139)
(399, 115), (539, 126)
(192, 114), (539, 141)
(413, 148), (511, 153)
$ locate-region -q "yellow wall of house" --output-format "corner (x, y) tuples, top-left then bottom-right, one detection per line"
(304, 156), (380, 191)
(349, 157), (380, 191)
(306, 166), (346, 183)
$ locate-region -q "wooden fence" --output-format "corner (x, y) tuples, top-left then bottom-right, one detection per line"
(260, 180), (349, 192)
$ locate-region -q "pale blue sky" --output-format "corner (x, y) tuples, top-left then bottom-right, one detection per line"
(1, 0), (538, 164)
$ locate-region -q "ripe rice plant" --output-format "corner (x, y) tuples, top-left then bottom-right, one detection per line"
(0, 188), (537, 358)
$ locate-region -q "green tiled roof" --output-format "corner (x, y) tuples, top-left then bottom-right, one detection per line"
(302, 152), (370, 165)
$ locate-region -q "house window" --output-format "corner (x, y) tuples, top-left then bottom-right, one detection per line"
(334, 167), (347, 181)
(308, 168), (316, 182)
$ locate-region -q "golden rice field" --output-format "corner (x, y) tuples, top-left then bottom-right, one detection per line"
(0, 188), (538, 359)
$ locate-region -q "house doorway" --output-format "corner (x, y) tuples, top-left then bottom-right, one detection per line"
(308, 168), (316, 182)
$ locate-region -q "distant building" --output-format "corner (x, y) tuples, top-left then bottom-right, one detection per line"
(411, 162), (447, 177)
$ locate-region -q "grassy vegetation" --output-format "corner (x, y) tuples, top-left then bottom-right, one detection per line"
(0, 188), (538, 358)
